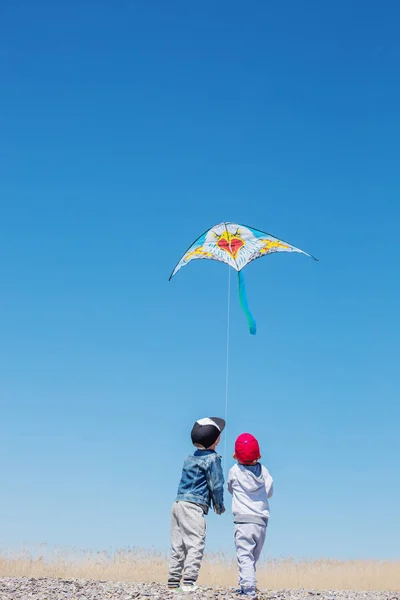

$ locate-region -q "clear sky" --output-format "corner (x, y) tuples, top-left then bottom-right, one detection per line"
(0, 1), (399, 560)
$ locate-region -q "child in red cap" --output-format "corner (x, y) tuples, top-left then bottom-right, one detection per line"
(227, 433), (273, 597)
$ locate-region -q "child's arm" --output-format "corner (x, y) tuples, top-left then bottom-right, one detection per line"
(263, 467), (274, 498)
(206, 455), (225, 514)
(267, 483), (274, 499)
(227, 467), (235, 495)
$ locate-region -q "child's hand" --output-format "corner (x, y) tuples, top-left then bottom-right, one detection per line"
(214, 506), (225, 515)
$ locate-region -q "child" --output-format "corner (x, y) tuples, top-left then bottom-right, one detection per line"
(168, 417), (226, 593)
(227, 433), (273, 597)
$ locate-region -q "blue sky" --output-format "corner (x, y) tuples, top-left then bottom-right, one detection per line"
(0, 0), (399, 560)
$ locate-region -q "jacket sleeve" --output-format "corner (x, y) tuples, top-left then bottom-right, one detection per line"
(263, 467), (274, 498)
(227, 466), (235, 495)
(206, 455), (225, 512)
(267, 483), (274, 499)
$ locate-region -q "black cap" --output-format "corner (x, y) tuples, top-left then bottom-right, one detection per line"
(191, 417), (226, 449)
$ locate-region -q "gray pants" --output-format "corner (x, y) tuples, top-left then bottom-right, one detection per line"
(234, 522), (267, 591)
(168, 501), (206, 586)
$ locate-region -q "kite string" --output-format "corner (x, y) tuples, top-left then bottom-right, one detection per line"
(223, 265), (231, 476)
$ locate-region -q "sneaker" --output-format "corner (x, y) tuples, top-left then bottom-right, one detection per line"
(237, 589), (257, 597)
(168, 584), (182, 593)
(181, 583), (199, 592)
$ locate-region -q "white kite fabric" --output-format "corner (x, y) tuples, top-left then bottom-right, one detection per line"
(170, 222), (315, 279)
(169, 222), (317, 335)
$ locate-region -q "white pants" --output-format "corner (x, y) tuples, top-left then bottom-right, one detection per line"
(234, 522), (267, 591)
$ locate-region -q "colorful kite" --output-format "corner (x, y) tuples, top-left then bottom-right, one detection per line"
(169, 222), (317, 334)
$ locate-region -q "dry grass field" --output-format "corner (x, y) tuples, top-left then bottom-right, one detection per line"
(0, 548), (398, 591)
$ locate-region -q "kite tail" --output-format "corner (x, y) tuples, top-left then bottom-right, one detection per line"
(238, 270), (257, 335)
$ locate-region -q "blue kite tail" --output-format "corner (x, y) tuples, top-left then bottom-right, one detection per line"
(238, 270), (257, 335)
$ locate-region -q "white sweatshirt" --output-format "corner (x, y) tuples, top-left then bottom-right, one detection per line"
(227, 463), (273, 526)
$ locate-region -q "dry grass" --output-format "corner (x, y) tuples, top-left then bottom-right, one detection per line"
(0, 548), (398, 591)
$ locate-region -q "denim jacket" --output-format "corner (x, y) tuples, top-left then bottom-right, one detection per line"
(176, 450), (225, 513)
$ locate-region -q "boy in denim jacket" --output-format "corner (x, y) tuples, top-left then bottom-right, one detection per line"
(168, 417), (225, 592)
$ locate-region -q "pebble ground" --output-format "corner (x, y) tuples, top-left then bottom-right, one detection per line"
(0, 578), (397, 600)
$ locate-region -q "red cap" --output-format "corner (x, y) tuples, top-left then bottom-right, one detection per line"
(235, 433), (260, 464)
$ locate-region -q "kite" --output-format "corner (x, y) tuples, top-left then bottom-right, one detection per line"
(169, 222), (317, 335)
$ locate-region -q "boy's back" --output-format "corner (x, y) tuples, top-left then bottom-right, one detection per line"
(177, 449), (225, 512)
(228, 462), (273, 525)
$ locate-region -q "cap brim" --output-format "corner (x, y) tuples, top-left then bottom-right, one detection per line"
(210, 417), (226, 433)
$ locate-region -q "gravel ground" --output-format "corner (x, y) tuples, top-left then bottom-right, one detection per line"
(0, 579), (397, 600)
